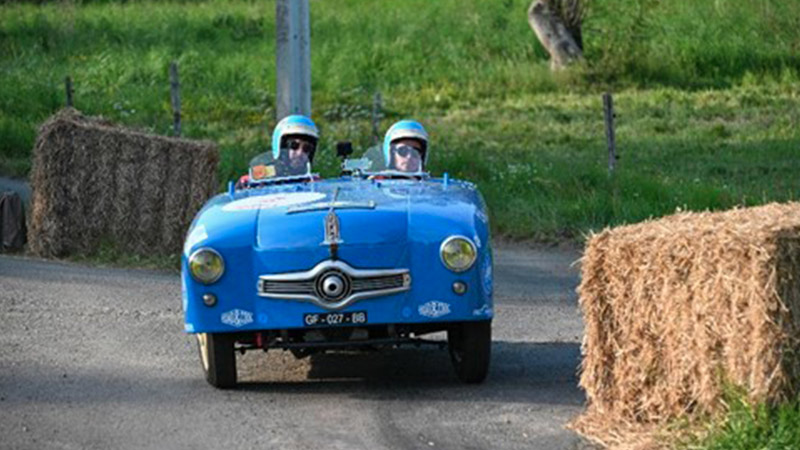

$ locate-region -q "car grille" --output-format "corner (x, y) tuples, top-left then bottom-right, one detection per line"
(257, 260), (411, 311)
(260, 273), (406, 296)
(351, 274), (406, 291)
(260, 280), (316, 295)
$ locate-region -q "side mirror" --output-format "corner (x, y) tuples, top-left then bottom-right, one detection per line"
(336, 141), (353, 158)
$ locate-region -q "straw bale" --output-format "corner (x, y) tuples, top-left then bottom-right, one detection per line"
(161, 141), (193, 252)
(187, 144), (219, 223)
(28, 108), (218, 257)
(86, 130), (119, 242)
(112, 133), (145, 252)
(572, 202), (800, 449)
(29, 118), (75, 256)
(137, 139), (169, 251)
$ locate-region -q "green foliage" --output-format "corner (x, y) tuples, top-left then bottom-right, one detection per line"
(1, 0), (799, 241)
(680, 392), (800, 450)
(68, 238), (180, 272)
(584, 0), (800, 87)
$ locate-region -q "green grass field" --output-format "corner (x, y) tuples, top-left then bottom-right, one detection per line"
(1, 0), (799, 241)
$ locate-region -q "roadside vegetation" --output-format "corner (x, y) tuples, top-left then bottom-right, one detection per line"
(67, 241), (181, 273)
(678, 394), (800, 450)
(1, 0), (798, 242)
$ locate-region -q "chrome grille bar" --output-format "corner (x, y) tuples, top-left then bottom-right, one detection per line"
(258, 260), (411, 311)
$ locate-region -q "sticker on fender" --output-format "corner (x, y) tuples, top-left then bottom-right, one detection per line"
(222, 192), (326, 212)
(418, 301), (451, 318)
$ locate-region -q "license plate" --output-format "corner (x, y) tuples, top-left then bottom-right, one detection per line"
(303, 311), (367, 327)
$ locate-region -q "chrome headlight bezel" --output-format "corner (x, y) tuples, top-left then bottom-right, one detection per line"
(440, 236), (477, 273)
(188, 247), (225, 284)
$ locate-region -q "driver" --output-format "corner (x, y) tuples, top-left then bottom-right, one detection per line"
(272, 114), (319, 176)
(236, 114), (319, 187)
(383, 120), (429, 173)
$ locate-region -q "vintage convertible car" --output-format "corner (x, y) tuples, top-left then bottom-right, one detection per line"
(182, 145), (493, 388)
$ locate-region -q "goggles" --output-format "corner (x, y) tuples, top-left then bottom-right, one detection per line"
(285, 138), (315, 153)
(392, 143), (422, 158)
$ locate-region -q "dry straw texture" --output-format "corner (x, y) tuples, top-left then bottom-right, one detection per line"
(572, 202), (800, 449)
(28, 108), (218, 257)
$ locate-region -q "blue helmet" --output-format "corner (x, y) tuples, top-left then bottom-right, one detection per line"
(271, 115), (319, 160)
(383, 120), (429, 167)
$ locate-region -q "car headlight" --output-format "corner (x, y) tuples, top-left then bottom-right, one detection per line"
(189, 248), (225, 284)
(440, 236), (477, 273)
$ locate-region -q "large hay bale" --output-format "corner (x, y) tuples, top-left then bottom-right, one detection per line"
(573, 202), (800, 449)
(28, 108), (218, 257)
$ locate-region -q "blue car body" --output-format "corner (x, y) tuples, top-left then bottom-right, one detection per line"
(182, 158), (494, 388)
(182, 177), (493, 333)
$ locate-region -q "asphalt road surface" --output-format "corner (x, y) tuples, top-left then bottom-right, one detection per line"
(0, 176), (30, 206)
(0, 245), (589, 450)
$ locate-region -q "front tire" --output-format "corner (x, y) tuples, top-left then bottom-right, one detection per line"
(196, 333), (237, 389)
(448, 320), (491, 384)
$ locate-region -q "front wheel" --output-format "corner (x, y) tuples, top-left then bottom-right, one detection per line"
(196, 333), (237, 389)
(447, 320), (491, 384)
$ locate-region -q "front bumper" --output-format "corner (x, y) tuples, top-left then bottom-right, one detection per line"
(183, 256), (492, 334)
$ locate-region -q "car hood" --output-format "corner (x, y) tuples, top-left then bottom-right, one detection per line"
(192, 178), (485, 270)
(254, 182), (410, 250)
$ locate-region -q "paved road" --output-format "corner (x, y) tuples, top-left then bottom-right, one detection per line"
(0, 245), (588, 450)
(0, 176), (30, 206)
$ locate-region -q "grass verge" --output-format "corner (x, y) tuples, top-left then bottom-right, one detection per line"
(678, 395), (800, 450)
(65, 242), (180, 273)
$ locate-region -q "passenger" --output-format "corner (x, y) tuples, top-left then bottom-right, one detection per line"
(383, 120), (428, 173)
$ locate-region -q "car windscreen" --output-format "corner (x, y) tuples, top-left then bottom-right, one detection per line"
(348, 145), (427, 176)
(248, 151), (311, 182)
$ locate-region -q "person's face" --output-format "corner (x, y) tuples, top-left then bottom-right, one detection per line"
(284, 136), (315, 169)
(391, 138), (423, 172)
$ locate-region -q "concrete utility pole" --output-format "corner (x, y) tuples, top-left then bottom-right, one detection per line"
(276, 0), (311, 121)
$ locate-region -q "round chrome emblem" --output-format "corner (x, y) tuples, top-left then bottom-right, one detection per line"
(322, 274), (345, 297)
(314, 270), (352, 303)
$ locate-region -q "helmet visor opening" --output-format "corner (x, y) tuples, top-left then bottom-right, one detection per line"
(281, 134), (317, 163)
(285, 138), (316, 153)
(390, 143), (425, 172)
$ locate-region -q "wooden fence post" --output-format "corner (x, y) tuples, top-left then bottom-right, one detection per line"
(372, 91), (382, 146)
(603, 92), (617, 174)
(65, 76), (73, 108)
(170, 62), (182, 137)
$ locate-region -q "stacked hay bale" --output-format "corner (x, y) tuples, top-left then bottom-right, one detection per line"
(573, 202), (800, 448)
(28, 108), (218, 257)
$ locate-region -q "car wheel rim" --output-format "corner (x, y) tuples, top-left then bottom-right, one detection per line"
(197, 333), (210, 372)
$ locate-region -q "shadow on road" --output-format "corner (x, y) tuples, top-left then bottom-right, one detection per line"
(0, 342), (583, 411)
(237, 340), (584, 407)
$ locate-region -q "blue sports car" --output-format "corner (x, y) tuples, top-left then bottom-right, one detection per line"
(182, 145), (493, 388)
